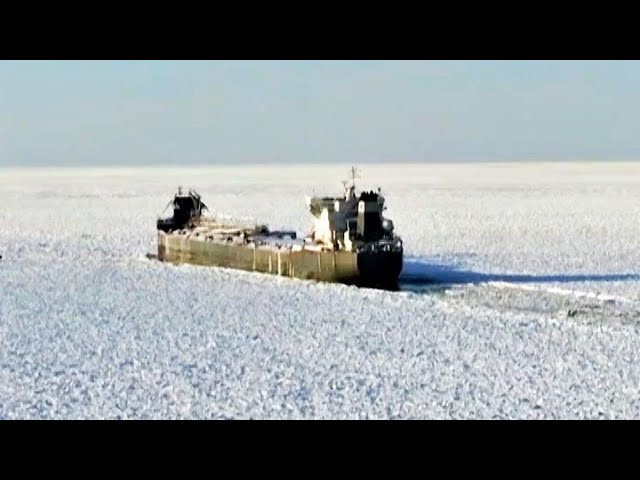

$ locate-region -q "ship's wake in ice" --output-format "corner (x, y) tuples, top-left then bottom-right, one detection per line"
(399, 257), (640, 305)
(400, 257), (640, 287)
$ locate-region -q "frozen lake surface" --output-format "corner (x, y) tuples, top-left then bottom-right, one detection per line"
(2, 162), (640, 419)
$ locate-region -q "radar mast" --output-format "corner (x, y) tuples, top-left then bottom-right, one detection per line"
(344, 166), (360, 200)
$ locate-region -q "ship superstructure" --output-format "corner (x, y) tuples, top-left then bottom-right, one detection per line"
(306, 167), (401, 253)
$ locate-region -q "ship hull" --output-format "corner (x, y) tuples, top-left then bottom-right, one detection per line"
(157, 233), (402, 286)
(355, 250), (404, 287)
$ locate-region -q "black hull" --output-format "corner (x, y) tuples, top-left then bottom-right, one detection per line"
(356, 250), (403, 287)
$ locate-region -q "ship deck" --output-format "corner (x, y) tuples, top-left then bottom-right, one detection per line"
(164, 219), (327, 253)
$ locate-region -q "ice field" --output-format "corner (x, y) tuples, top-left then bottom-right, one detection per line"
(2, 162), (640, 419)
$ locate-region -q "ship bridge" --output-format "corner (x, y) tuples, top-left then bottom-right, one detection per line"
(306, 168), (395, 252)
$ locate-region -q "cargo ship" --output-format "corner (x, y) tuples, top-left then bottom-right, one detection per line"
(155, 169), (403, 287)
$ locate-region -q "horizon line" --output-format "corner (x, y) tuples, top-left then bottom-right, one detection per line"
(3, 158), (640, 170)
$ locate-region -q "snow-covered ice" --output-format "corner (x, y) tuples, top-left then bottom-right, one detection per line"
(2, 162), (640, 419)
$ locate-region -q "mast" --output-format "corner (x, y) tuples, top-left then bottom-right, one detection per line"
(350, 166), (360, 189)
(345, 166), (360, 200)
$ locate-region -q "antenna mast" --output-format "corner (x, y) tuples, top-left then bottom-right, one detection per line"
(350, 166), (360, 188)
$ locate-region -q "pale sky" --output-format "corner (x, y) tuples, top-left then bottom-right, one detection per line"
(1, 60), (639, 166)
